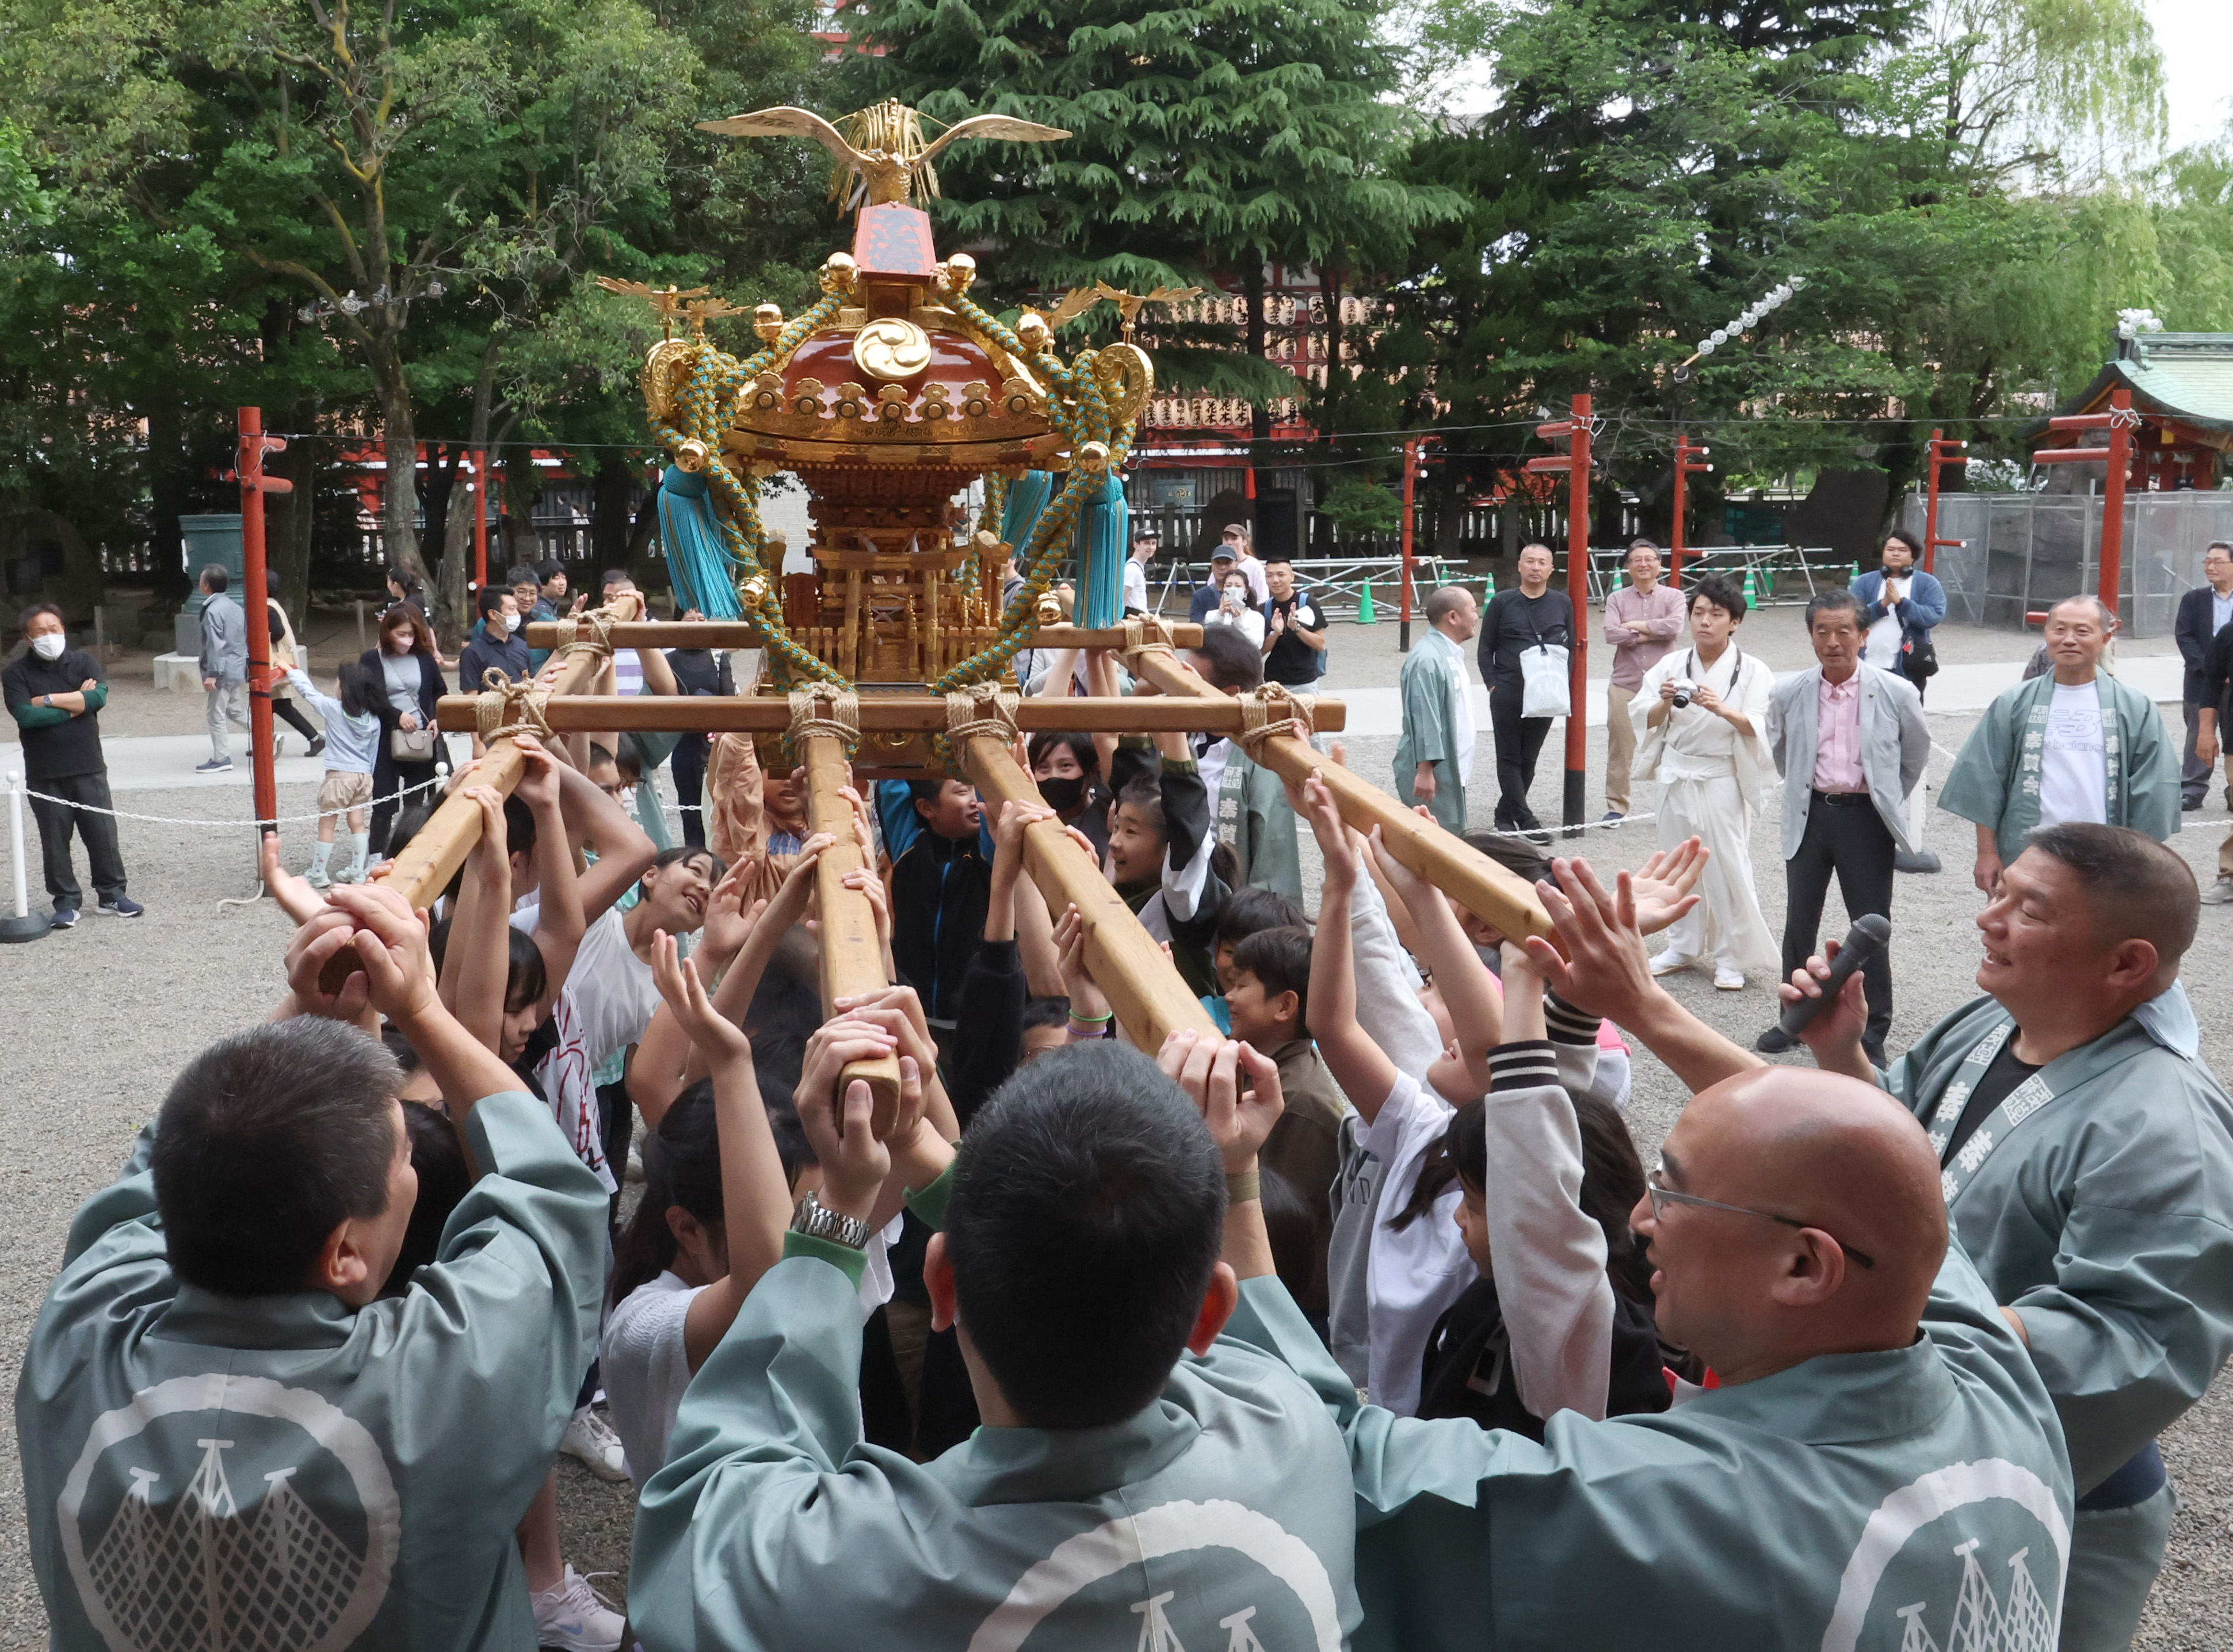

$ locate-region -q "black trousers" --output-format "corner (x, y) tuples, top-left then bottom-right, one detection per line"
(1781, 792), (1896, 1052)
(1488, 685), (1552, 828)
(672, 732), (709, 849)
(368, 747), (440, 854)
(29, 770), (127, 909)
(273, 696), (320, 744)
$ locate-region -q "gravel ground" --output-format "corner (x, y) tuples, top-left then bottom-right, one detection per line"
(0, 604), (2225, 1645)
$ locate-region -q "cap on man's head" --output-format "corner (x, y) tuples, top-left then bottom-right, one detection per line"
(1210, 547), (1237, 563)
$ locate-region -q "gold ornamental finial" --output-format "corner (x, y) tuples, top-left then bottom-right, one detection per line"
(595, 277), (712, 341)
(680, 297), (748, 338)
(696, 102), (1071, 215)
(1095, 283), (1204, 342)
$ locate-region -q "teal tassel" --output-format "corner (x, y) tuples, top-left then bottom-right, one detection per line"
(1075, 472), (1127, 629)
(1000, 471), (1055, 566)
(657, 466), (743, 620)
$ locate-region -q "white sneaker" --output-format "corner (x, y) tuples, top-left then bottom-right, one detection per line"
(562, 1404), (629, 1483)
(624, 1141), (645, 1186)
(1713, 963), (1746, 991)
(530, 1565), (623, 1652)
(1649, 948), (1695, 978)
(2201, 876), (2233, 906)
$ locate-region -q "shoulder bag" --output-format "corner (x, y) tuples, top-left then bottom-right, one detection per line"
(1519, 604), (1571, 719)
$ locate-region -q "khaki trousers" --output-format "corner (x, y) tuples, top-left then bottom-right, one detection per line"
(1605, 684), (1637, 814)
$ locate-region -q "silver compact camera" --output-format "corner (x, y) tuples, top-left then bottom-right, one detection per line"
(1669, 677), (1697, 709)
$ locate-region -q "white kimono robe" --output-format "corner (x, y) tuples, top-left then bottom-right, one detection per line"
(1630, 643), (1780, 977)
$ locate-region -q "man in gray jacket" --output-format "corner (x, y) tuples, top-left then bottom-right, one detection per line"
(196, 563), (249, 773)
(1757, 589), (1929, 1063)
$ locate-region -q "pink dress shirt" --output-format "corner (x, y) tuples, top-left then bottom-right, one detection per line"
(1811, 672), (1866, 793)
(1603, 585), (1685, 689)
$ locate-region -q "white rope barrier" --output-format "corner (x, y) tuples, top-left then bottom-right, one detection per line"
(18, 773), (448, 830)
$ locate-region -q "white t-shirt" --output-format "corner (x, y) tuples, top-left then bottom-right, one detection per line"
(512, 903), (660, 1073)
(2037, 680), (2108, 829)
(601, 1222), (905, 1483)
(1362, 1070), (1476, 1417)
(603, 1272), (703, 1485)
(1863, 579), (1905, 670)
(1123, 559), (1148, 613)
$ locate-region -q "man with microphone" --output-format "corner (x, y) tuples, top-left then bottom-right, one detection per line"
(1756, 590), (1927, 1063)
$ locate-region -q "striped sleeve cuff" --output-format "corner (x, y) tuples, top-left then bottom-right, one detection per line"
(1542, 991), (1601, 1047)
(1485, 1039), (1559, 1093)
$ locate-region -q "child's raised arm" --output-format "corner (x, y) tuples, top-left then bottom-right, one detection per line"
(1296, 776), (1398, 1120)
(1369, 824), (1503, 1075)
(648, 934), (793, 1375)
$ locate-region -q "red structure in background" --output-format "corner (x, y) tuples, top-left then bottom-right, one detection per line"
(1921, 430), (1967, 575)
(233, 407), (292, 834)
(2032, 386), (2140, 613)
(1526, 394), (1593, 830)
(1669, 434), (1711, 589)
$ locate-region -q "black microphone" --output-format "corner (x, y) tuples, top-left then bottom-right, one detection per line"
(1778, 913), (1892, 1036)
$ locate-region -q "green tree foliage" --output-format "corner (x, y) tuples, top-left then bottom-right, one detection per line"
(848, 0), (1464, 421)
(1361, 0), (2194, 546)
(0, 0), (829, 618)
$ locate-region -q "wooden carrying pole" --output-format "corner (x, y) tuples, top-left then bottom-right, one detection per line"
(798, 731), (903, 1134)
(435, 693), (1348, 736)
(525, 620), (1205, 653)
(961, 738), (1220, 1052)
(378, 596), (643, 911)
(1124, 647), (1553, 941)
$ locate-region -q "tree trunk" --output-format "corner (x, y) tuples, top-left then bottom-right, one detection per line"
(436, 339), (502, 634)
(142, 380), (189, 598)
(1243, 262), (1271, 506)
(376, 361), (427, 592)
(1322, 268), (1342, 440)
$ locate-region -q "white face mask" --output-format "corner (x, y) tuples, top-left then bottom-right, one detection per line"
(31, 632), (66, 661)
(504, 612), (522, 633)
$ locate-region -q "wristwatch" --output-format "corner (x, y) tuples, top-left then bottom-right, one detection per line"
(791, 1192), (871, 1252)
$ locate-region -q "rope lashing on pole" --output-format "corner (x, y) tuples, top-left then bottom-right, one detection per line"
(1234, 684), (1318, 761)
(474, 673), (557, 746)
(1119, 615), (1180, 674)
(784, 681), (862, 766)
(936, 682), (1023, 776)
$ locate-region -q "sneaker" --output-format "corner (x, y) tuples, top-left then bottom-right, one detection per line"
(2201, 877), (2233, 906)
(306, 734), (327, 758)
(1600, 811), (1625, 825)
(624, 1141), (645, 1186)
(561, 1404), (629, 1483)
(1713, 963), (1746, 991)
(1894, 849), (1942, 875)
(273, 737), (286, 758)
(306, 865), (333, 890)
(1754, 1024), (1797, 1054)
(96, 896), (144, 918)
(49, 907), (79, 930)
(529, 1566), (624, 1652)
(194, 757), (232, 774)
(1648, 948), (1694, 978)
(2184, 796), (2205, 812)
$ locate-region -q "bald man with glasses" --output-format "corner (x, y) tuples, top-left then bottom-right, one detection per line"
(1213, 857), (2073, 1651)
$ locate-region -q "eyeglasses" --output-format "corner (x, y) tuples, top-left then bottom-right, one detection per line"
(1646, 1163), (1876, 1269)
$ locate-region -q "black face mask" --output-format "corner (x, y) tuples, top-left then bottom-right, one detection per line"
(1037, 775), (1087, 811)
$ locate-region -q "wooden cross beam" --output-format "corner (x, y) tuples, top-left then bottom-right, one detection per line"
(523, 620), (1205, 652)
(377, 594), (643, 910)
(1123, 647), (1554, 941)
(433, 693), (1348, 735)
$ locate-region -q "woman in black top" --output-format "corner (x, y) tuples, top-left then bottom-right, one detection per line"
(359, 605), (446, 853)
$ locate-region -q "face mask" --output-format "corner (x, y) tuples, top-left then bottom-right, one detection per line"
(505, 612), (522, 632)
(1038, 775), (1086, 811)
(30, 633), (66, 662)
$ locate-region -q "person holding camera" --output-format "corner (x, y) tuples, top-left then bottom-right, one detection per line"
(1852, 530), (1945, 872)
(1204, 567), (1266, 647)
(1629, 574), (1778, 990)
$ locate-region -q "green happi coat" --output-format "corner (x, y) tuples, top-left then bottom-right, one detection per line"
(1879, 988), (2233, 1644)
(1938, 671), (2182, 861)
(1394, 629), (1475, 835)
(1208, 738), (1304, 902)
(17, 1092), (609, 1652)
(1222, 1252), (2073, 1652)
(631, 1223), (1361, 1652)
